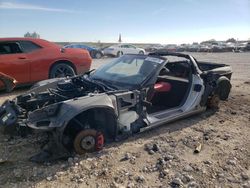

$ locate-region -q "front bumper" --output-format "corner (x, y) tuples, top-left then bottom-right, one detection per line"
(0, 100), (57, 130)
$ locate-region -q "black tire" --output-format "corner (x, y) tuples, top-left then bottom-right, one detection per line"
(139, 51), (144, 55)
(4, 84), (13, 92)
(2, 81), (12, 93)
(73, 129), (104, 155)
(0, 79), (14, 93)
(95, 52), (102, 59)
(216, 79), (231, 100)
(49, 63), (75, 78)
(207, 94), (220, 109)
(117, 51), (123, 57)
(89, 51), (95, 58)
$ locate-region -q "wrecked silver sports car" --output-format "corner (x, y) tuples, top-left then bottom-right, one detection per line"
(0, 51), (232, 162)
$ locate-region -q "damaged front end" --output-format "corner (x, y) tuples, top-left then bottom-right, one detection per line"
(0, 74), (112, 128)
(0, 74), (118, 162)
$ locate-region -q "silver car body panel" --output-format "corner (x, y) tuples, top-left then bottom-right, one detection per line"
(142, 73), (206, 131)
(27, 67), (206, 135)
(27, 93), (116, 130)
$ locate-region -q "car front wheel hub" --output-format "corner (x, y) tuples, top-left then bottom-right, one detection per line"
(80, 136), (95, 150)
(73, 129), (104, 154)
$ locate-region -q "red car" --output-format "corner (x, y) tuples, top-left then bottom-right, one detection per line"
(0, 38), (92, 91)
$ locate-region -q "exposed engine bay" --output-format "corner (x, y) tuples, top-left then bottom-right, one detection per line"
(16, 75), (112, 111)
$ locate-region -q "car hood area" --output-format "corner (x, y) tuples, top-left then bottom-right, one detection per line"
(0, 74), (117, 129)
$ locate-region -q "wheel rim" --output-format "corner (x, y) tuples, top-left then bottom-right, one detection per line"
(95, 53), (101, 59)
(139, 51), (144, 54)
(73, 129), (100, 154)
(80, 136), (96, 150)
(53, 65), (74, 78)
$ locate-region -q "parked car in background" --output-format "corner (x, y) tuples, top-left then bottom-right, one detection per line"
(225, 42), (235, 52)
(210, 42), (226, 52)
(0, 38), (92, 91)
(144, 44), (164, 52)
(245, 42), (250, 51)
(164, 44), (177, 52)
(198, 45), (211, 52)
(234, 42), (248, 52)
(187, 43), (200, 52)
(176, 44), (186, 52)
(103, 44), (145, 57)
(64, 44), (104, 59)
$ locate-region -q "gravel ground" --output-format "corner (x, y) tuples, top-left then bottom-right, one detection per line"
(0, 52), (249, 188)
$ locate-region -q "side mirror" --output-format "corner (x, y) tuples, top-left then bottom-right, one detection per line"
(154, 82), (171, 92)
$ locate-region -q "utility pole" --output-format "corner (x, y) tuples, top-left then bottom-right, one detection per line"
(118, 33), (122, 43)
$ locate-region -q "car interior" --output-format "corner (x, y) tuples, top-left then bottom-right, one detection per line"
(0, 42), (22, 55)
(147, 58), (192, 113)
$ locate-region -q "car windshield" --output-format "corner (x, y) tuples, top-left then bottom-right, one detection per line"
(90, 55), (164, 89)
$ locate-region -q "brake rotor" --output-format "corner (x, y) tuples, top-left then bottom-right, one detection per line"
(73, 129), (104, 155)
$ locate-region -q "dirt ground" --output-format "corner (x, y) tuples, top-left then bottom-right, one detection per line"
(0, 52), (249, 188)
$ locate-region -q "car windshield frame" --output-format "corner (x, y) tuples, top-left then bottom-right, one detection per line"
(90, 54), (165, 89)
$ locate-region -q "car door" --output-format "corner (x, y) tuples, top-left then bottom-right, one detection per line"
(18, 40), (44, 82)
(0, 41), (30, 84)
(121, 45), (131, 54)
(128, 45), (138, 54)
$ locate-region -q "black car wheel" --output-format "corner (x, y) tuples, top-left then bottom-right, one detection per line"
(207, 94), (220, 109)
(73, 129), (104, 154)
(216, 79), (231, 100)
(139, 51), (144, 55)
(117, 51), (123, 57)
(49, 63), (75, 78)
(95, 52), (102, 59)
(0, 79), (15, 93)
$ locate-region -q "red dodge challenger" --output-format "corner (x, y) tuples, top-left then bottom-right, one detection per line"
(0, 38), (92, 91)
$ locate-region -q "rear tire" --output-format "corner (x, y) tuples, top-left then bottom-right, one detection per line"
(117, 51), (123, 57)
(49, 63), (75, 78)
(207, 94), (220, 109)
(2, 80), (14, 92)
(216, 79), (231, 100)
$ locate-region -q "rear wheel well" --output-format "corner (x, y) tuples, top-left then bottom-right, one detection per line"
(62, 108), (117, 151)
(49, 60), (76, 78)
